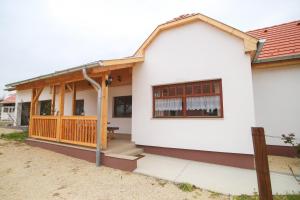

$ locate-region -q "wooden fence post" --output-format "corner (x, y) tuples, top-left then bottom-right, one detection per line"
(252, 127), (273, 200)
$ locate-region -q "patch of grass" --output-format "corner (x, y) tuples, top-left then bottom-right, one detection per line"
(209, 190), (222, 198)
(0, 131), (28, 142)
(178, 183), (195, 192)
(233, 194), (300, 200)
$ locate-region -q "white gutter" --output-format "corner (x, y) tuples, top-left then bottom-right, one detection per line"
(82, 68), (102, 167)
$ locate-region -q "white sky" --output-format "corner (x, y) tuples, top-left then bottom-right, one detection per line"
(1, 0), (300, 97)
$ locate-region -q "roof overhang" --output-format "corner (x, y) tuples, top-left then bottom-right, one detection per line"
(134, 13), (259, 57)
(252, 54), (300, 69)
(5, 56), (144, 91)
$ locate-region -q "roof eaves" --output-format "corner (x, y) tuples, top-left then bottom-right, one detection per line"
(253, 54), (300, 64)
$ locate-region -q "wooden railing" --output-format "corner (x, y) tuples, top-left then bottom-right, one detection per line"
(31, 115), (58, 141)
(60, 116), (97, 147)
(30, 115), (97, 147)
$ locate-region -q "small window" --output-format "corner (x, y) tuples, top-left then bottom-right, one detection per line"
(3, 107), (8, 113)
(113, 96), (132, 118)
(40, 100), (51, 115)
(75, 100), (84, 115)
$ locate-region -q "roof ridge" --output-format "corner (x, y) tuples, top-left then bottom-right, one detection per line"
(247, 20), (300, 33)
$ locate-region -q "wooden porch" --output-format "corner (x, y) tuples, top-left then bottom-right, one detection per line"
(21, 56), (144, 149)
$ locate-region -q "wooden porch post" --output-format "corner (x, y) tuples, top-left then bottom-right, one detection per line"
(51, 85), (56, 115)
(101, 74), (108, 149)
(29, 89), (36, 136)
(56, 83), (65, 141)
(72, 83), (76, 115)
(29, 87), (44, 136)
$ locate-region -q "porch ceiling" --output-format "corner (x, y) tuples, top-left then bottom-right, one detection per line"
(6, 56), (143, 91)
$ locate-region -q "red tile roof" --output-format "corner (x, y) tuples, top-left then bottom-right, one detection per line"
(162, 13), (199, 25)
(247, 20), (300, 60)
(0, 94), (16, 104)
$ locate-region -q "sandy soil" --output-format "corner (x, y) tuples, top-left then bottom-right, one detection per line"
(0, 127), (22, 136)
(268, 155), (300, 176)
(0, 139), (229, 200)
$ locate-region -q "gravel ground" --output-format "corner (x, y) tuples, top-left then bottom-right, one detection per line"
(0, 139), (229, 200)
(268, 155), (300, 175)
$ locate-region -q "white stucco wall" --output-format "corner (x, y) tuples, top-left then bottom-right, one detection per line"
(252, 65), (300, 146)
(132, 21), (256, 154)
(108, 85), (132, 134)
(14, 85), (132, 133)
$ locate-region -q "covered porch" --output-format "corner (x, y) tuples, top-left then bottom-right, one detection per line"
(11, 57), (143, 150)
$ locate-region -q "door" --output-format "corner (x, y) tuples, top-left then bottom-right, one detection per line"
(21, 102), (31, 126)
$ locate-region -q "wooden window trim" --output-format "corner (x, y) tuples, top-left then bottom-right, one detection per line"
(152, 79), (224, 119)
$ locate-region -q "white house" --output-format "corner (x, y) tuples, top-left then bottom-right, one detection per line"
(0, 94), (16, 122)
(5, 14), (300, 170)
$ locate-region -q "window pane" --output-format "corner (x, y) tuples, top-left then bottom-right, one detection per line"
(114, 96), (132, 117)
(169, 87), (176, 96)
(154, 98), (183, 117)
(186, 85), (193, 95)
(162, 88), (168, 97)
(75, 100), (84, 115)
(40, 100), (51, 115)
(176, 86), (183, 96)
(186, 96), (221, 117)
(154, 88), (161, 97)
(202, 82), (211, 94)
(3, 107), (8, 112)
(212, 81), (220, 94)
(193, 84), (201, 94)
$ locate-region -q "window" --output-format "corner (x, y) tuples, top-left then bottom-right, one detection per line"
(113, 96), (132, 118)
(75, 100), (84, 115)
(3, 107), (8, 113)
(40, 100), (51, 115)
(153, 79), (223, 118)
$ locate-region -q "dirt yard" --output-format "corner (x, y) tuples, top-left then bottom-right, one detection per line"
(0, 139), (229, 200)
(0, 127), (22, 136)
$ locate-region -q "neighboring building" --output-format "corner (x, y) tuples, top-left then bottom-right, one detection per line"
(4, 14), (300, 170)
(0, 94), (16, 122)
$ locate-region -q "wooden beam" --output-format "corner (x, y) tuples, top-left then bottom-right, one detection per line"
(90, 64), (133, 74)
(33, 87), (44, 116)
(29, 88), (37, 136)
(59, 83), (65, 116)
(72, 83), (76, 115)
(51, 85), (56, 115)
(101, 74), (108, 149)
(56, 83), (65, 141)
(252, 127), (273, 200)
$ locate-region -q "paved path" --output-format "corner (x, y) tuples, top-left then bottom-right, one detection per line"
(134, 153), (300, 195)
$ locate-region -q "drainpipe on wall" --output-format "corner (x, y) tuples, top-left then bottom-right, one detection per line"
(82, 68), (102, 167)
(252, 39), (266, 63)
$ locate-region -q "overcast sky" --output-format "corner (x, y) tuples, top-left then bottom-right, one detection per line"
(1, 0), (299, 97)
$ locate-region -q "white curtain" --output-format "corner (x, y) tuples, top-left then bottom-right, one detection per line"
(186, 96), (220, 110)
(155, 98), (182, 111)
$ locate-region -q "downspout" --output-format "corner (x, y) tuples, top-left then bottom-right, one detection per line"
(252, 39), (266, 63)
(82, 68), (102, 167)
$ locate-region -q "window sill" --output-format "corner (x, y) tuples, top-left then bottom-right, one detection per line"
(151, 116), (224, 119)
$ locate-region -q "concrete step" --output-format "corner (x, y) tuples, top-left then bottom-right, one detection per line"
(120, 148), (144, 156)
(102, 142), (136, 154)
